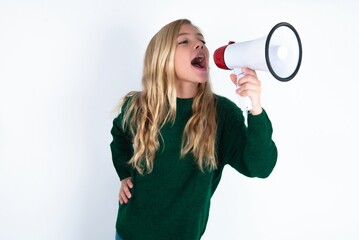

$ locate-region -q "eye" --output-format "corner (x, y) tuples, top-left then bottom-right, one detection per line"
(178, 40), (188, 45)
(200, 40), (206, 45)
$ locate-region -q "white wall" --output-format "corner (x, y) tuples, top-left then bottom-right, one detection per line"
(0, 0), (358, 239)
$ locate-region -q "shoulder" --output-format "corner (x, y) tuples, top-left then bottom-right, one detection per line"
(113, 91), (140, 123)
(114, 91), (141, 117)
(122, 91), (141, 110)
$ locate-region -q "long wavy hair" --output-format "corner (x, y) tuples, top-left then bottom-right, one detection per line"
(120, 19), (217, 174)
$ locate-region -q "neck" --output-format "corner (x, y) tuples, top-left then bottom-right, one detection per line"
(175, 81), (198, 98)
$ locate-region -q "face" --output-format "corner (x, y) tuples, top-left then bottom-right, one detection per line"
(174, 24), (209, 95)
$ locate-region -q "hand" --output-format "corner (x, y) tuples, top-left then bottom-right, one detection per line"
(119, 177), (133, 204)
(230, 67), (263, 115)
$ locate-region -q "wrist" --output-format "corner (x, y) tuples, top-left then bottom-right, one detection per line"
(250, 106), (263, 115)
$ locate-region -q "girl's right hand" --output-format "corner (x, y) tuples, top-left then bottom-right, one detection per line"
(119, 177), (133, 205)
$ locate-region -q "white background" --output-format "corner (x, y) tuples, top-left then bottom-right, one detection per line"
(1, 0), (358, 239)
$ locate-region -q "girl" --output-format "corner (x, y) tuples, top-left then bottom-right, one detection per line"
(110, 19), (277, 240)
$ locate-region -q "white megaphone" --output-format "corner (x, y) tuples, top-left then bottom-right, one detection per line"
(213, 22), (302, 112)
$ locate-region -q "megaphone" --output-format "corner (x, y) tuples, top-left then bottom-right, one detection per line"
(213, 22), (302, 112)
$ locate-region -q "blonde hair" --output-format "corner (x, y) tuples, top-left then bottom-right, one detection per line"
(121, 19), (217, 174)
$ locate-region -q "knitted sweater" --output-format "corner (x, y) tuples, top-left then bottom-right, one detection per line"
(110, 95), (277, 240)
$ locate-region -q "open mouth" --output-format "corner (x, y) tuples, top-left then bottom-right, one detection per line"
(191, 55), (207, 69)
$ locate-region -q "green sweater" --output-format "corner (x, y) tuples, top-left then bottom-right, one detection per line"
(110, 95), (277, 240)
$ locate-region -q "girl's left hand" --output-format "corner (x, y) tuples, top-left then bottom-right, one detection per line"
(230, 67), (263, 115)
(119, 177), (133, 205)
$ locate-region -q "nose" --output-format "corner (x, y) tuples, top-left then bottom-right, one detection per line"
(195, 41), (204, 49)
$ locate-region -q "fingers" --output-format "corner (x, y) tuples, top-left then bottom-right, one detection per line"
(126, 178), (133, 188)
(119, 177), (133, 205)
(241, 67), (257, 77)
(230, 67), (258, 87)
(230, 69), (261, 97)
(235, 76), (261, 97)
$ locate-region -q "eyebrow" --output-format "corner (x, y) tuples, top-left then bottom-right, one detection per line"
(178, 32), (204, 38)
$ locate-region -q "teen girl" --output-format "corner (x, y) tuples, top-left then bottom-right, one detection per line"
(110, 19), (277, 240)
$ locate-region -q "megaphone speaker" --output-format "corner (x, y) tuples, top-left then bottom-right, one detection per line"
(213, 22), (302, 112)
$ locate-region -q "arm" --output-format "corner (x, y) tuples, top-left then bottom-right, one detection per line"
(221, 68), (277, 178)
(220, 105), (277, 178)
(110, 113), (135, 204)
(242, 110), (278, 178)
(110, 96), (136, 203)
(110, 116), (133, 180)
